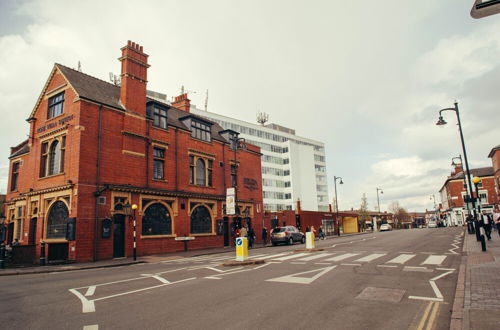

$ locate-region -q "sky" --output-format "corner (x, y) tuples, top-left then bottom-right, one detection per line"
(0, 0), (499, 212)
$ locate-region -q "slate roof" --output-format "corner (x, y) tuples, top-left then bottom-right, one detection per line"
(9, 139), (30, 158)
(449, 166), (494, 180)
(55, 64), (228, 143)
(488, 145), (500, 158)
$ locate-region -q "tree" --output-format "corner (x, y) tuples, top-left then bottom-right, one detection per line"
(359, 193), (369, 230)
(389, 201), (409, 228)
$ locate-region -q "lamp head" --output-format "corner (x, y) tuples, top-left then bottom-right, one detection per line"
(339, 179), (344, 185)
(472, 176), (481, 184)
(436, 116), (447, 126)
(131, 204), (138, 210)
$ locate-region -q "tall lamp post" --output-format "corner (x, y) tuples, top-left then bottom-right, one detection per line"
(231, 133), (246, 228)
(123, 203), (138, 261)
(376, 188), (383, 230)
(0, 215), (6, 269)
(452, 155), (473, 231)
(334, 176), (343, 236)
(430, 194), (437, 227)
(435, 102), (480, 241)
(472, 176), (486, 251)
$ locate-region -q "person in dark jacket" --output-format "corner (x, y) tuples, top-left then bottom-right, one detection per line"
(262, 227), (268, 246)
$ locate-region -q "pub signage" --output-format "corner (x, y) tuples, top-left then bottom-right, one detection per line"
(37, 114), (74, 133)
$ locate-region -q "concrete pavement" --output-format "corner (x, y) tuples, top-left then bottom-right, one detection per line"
(452, 227), (500, 330)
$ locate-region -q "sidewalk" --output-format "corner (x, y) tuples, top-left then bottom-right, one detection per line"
(0, 231), (371, 276)
(451, 229), (500, 330)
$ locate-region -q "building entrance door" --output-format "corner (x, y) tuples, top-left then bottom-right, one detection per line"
(113, 214), (125, 258)
(223, 217), (229, 246)
(29, 217), (37, 244)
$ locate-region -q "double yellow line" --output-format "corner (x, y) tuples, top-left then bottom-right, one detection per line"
(417, 301), (440, 330)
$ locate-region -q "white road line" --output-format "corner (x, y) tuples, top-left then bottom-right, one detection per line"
(151, 275), (170, 284)
(409, 270), (454, 302)
(205, 266), (243, 273)
(85, 286), (96, 297)
(341, 263), (361, 266)
(266, 266), (337, 284)
(436, 268), (455, 271)
(314, 262), (332, 265)
(271, 253), (310, 261)
(254, 253), (289, 260)
(386, 254), (416, 264)
(69, 289), (96, 313)
(291, 262), (306, 265)
(354, 253), (386, 262)
(324, 253), (359, 262)
(403, 266), (433, 273)
(92, 278), (196, 302)
(297, 253), (333, 261)
(377, 265), (397, 268)
(422, 255), (446, 265)
(83, 325), (98, 330)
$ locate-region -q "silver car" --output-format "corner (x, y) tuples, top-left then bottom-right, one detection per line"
(271, 226), (305, 245)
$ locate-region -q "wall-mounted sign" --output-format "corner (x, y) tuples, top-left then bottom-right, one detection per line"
(37, 114), (74, 133)
(243, 178), (258, 191)
(226, 187), (235, 215)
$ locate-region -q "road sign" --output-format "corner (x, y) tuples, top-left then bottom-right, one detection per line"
(235, 237), (248, 261)
(471, 0), (500, 19)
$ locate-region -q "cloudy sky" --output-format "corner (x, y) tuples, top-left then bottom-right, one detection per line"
(0, 0), (498, 212)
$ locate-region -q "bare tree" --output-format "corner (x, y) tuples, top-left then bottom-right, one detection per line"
(389, 201), (409, 228)
(359, 193), (369, 231)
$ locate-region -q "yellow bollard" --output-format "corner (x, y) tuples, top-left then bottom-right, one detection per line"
(236, 237), (248, 261)
(306, 232), (315, 249)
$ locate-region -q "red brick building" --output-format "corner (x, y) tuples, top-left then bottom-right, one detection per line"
(488, 145), (500, 202)
(3, 41), (263, 263)
(439, 164), (497, 226)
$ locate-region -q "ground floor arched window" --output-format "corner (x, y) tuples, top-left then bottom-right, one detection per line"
(46, 201), (69, 239)
(142, 203), (172, 235)
(191, 205), (212, 234)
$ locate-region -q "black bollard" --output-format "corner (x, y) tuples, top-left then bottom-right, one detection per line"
(480, 235), (487, 251)
(0, 243), (5, 269)
(39, 241), (46, 266)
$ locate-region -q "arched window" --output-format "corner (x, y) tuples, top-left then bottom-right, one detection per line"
(191, 205), (212, 234)
(46, 201), (69, 239)
(195, 158), (206, 186)
(48, 140), (61, 175)
(142, 203), (172, 235)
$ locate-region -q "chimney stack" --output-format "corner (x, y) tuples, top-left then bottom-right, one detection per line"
(452, 164), (464, 176)
(119, 40), (150, 115)
(172, 93), (191, 112)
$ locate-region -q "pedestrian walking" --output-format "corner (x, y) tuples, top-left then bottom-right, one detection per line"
(262, 227), (268, 246)
(493, 206), (500, 237)
(480, 210), (492, 240)
(248, 227), (255, 248)
(240, 225), (248, 239)
(318, 226), (325, 240)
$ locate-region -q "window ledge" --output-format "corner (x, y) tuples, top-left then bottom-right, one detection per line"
(190, 137), (213, 145)
(141, 234), (175, 239)
(152, 125), (169, 132)
(188, 184), (215, 189)
(152, 179), (168, 183)
(190, 233), (216, 237)
(46, 113), (65, 122)
(42, 239), (68, 243)
(39, 172), (65, 180)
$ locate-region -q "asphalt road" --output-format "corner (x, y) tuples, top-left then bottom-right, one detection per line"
(0, 227), (463, 330)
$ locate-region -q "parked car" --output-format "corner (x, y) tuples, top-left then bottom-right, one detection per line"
(271, 226), (305, 245)
(427, 220), (437, 228)
(380, 223), (392, 231)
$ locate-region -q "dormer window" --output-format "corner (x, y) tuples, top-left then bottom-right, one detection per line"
(191, 120), (211, 142)
(153, 107), (168, 129)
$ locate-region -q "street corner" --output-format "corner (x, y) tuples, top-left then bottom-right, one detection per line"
(221, 259), (266, 267)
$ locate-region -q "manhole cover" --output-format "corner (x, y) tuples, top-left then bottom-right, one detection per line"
(356, 287), (406, 303)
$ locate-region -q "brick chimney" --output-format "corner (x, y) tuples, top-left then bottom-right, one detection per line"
(452, 164), (464, 176)
(119, 41), (150, 115)
(172, 93), (191, 112)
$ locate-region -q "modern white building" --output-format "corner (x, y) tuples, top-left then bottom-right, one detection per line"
(189, 106), (330, 212)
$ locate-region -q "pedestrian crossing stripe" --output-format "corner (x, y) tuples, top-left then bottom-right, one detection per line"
(271, 253), (310, 261)
(297, 253), (333, 261)
(324, 253), (359, 262)
(355, 253), (386, 262)
(386, 254), (416, 264)
(422, 255), (446, 265)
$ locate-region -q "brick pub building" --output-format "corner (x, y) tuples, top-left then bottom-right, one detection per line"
(4, 41), (263, 263)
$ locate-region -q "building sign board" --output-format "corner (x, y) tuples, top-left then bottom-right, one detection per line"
(226, 187), (235, 215)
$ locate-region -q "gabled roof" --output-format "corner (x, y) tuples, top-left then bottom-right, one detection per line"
(488, 145), (500, 158)
(30, 63), (229, 144)
(439, 166), (494, 192)
(9, 139), (30, 159)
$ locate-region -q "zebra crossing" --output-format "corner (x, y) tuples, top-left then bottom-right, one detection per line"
(162, 250), (451, 268)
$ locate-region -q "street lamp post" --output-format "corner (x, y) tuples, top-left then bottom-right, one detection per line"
(452, 155), (472, 230)
(0, 215), (6, 269)
(473, 176), (486, 251)
(436, 102), (480, 241)
(231, 133), (246, 229)
(334, 176), (343, 236)
(123, 203), (138, 261)
(376, 188), (383, 230)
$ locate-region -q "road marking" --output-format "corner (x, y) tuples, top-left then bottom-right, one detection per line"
(151, 275), (170, 284)
(341, 263), (361, 266)
(409, 270), (454, 302)
(436, 268), (455, 271)
(425, 302), (440, 330)
(417, 302), (434, 330)
(448, 242), (460, 255)
(69, 289), (96, 313)
(271, 253), (310, 261)
(205, 266), (243, 273)
(386, 254), (416, 264)
(83, 325), (98, 330)
(266, 266), (337, 284)
(254, 253), (289, 260)
(291, 262), (306, 264)
(314, 262), (332, 265)
(377, 265), (397, 268)
(324, 253), (359, 262)
(354, 253), (386, 262)
(404, 266), (432, 273)
(85, 286), (96, 297)
(421, 255), (446, 265)
(205, 277), (222, 280)
(297, 253), (333, 261)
